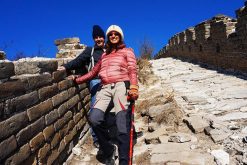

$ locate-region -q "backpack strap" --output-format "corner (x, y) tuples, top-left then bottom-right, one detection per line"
(88, 47), (94, 71)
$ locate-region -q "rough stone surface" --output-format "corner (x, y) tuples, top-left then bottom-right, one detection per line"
(0, 61), (14, 79)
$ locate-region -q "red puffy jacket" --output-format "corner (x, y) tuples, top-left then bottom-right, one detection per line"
(75, 48), (138, 86)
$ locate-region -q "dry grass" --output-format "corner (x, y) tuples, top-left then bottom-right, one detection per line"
(134, 151), (151, 165)
(137, 59), (158, 86)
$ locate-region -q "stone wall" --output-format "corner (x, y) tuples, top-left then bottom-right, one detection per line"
(55, 37), (86, 58)
(0, 51), (6, 60)
(156, 3), (247, 73)
(0, 57), (90, 164)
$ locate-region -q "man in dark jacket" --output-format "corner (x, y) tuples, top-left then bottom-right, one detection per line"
(57, 25), (105, 148)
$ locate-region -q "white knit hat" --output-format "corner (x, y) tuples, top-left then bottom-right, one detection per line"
(106, 25), (124, 41)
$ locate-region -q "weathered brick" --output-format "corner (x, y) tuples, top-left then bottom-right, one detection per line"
(52, 70), (67, 82)
(76, 117), (87, 131)
(5, 143), (30, 165)
(16, 125), (32, 147)
(54, 111), (72, 132)
(5, 91), (39, 115)
(45, 109), (59, 125)
(58, 79), (74, 91)
(47, 148), (59, 165)
(16, 116), (45, 146)
(67, 87), (76, 98)
(79, 88), (90, 98)
(68, 120), (76, 131)
(43, 125), (55, 141)
(27, 99), (53, 121)
(58, 140), (65, 153)
(57, 102), (68, 117)
(29, 132), (45, 152)
(0, 62), (14, 79)
(59, 124), (68, 138)
(83, 95), (91, 104)
(54, 38), (80, 46)
(78, 83), (87, 90)
(0, 111), (29, 141)
(0, 102), (3, 119)
(0, 79), (28, 100)
(0, 135), (17, 161)
(14, 60), (58, 75)
(73, 112), (81, 124)
(50, 133), (61, 149)
(52, 91), (69, 107)
(67, 95), (80, 109)
(38, 143), (50, 161)
(38, 84), (59, 101)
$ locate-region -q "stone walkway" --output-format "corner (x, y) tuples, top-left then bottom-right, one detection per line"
(65, 58), (247, 165)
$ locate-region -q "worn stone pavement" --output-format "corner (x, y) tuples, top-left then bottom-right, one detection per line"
(64, 58), (247, 165)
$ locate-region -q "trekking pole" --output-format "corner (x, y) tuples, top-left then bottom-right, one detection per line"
(128, 96), (135, 165)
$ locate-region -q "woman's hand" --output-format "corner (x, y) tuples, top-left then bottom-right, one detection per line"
(128, 85), (139, 100)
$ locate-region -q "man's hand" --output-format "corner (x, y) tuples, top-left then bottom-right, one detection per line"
(57, 66), (66, 71)
(67, 75), (77, 80)
(128, 85), (139, 101)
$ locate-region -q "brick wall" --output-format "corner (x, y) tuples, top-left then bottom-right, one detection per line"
(156, 3), (247, 73)
(0, 58), (90, 164)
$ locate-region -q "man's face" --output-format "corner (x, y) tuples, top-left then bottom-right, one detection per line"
(94, 36), (105, 47)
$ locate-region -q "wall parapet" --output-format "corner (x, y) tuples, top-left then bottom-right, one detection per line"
(155, 3), (247, 73)
(0, 57), (90, 164)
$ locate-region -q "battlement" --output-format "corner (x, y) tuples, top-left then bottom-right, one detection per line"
(156, 3), (247, 73)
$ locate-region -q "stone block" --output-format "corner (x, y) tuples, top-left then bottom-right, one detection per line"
(67, 95), (80, 109)
(52, 91), (69, 107)
(0, 135), (17, 161)
(43, 125), (55, 141)
(0, 102), (3, 119)
(59, 124), (69, 138)
(22, 73), (52, 90)
(50, 133), (61, 149)
(5, 91), (39, 115)
(47, 148), (59, 165)
(58, 79), (74, 91)
(54, 37), (80, 46)
(183, 115), (209, 133)
(0, 111), (29, 141)
(29, 132), (45, 152)
(16, 125), (32, 146)
(5, 143), (31, 165)
(0, 61), (14, 79)
(0, 79), (28, 101)
(67, 87), (76, 98)
(76, 117), (87, 131)
(27, 99), (53, 121)
(68, 120), (76, 131)
(73, 112), (81, 124)
(57, 102), (68, 117)
(38, 143), (50, 162)
(54, 111), (72, 132)
(45, 109), (59, 125)
(58, 140), (66, 153)
(52, 70), (67, 83)
(38, 84), (59, 101)
(14, 60), (58, 75)
(16, 116), (45, 146)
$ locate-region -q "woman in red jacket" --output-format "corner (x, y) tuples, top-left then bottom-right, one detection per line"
(71, 25), (138, 165)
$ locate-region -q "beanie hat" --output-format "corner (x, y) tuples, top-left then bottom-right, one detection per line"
(92, 25), (105, 39)
(106, 25), (124, 41)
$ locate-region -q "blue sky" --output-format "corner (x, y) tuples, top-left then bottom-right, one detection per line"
(0, 0), (244, 60)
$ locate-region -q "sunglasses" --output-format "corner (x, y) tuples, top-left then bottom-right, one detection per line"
(108, 32), (120, 37)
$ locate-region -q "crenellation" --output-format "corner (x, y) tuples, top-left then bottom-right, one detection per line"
(156, 2), (247, 73)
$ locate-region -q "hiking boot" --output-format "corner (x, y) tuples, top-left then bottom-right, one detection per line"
(105, 145), (116, 165)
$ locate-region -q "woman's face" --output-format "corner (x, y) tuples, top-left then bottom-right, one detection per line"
(108, 31), (120, 44)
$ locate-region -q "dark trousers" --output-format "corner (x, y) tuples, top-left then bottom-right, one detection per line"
(89, 108), (131, 165)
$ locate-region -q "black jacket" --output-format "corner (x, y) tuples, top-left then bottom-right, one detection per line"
(64, 45), (104, 75)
